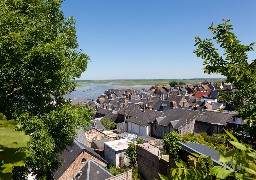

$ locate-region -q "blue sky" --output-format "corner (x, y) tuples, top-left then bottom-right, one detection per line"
(62, 0), (256, 80)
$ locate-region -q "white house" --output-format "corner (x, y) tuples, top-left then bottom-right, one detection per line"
(127, 120), (150, 136)
(126, 110), (162, 136)
(104, 139), (132, 168)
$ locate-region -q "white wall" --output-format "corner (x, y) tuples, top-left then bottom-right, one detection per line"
(128, 122), (132, 133)
(127, 122), (149, 136)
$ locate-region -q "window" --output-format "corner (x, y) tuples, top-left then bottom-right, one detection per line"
(81, 158), (86, 164)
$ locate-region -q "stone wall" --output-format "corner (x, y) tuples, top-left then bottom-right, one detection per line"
(151, 122), (164, 138)
(178, 119), (195, 136)
(106, 170), (132, 180)
(136, 143), (169, 180)
(151, 122), (175, 139)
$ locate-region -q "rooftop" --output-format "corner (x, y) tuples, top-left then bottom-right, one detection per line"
(104, 139), (132, 151)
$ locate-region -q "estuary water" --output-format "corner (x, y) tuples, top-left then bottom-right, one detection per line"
(66, 84), (151, 104)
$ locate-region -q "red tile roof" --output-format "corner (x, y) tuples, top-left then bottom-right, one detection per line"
(194, 92), (210, 98)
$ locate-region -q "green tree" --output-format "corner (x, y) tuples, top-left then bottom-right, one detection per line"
(101, 118), (116, 130)
(169, 81), (185, 87)
(125, 139), (143, 168)
(169, 81), (179, 87)
(125, 143), (137, 167)
(0, 0), (89, 118)
(0, 0), (92, 178)
(163, 131), (182, 161)
(194, 19), (256, 139)
(0, 113), (30, 179)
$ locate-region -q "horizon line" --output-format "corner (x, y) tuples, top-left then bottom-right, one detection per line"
(74, 78), (226, 81)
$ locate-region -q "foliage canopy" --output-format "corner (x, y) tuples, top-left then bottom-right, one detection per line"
(0, 0), (89, 118)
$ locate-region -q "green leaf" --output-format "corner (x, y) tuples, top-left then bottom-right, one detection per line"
(0, 126), (31, 148)
(1, 160), (25, 173)
(230, 141), (247, 150)
(224, 129), (238, 142)
(242, 166), (256, 176)
(216, 167), (233, 179)
(158, 173), (169, 180)
(210, 166), (223, 175)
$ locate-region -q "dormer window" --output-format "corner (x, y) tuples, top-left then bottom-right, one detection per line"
(81, 158), (86, 164)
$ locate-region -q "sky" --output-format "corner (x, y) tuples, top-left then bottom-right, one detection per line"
(61, 0), (256, 80)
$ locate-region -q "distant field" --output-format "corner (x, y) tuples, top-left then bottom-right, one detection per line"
(74, 78), (225, 87)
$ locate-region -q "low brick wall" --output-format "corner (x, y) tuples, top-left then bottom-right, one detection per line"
(106, 170), (132, 180)
(137, 143), (169, 180)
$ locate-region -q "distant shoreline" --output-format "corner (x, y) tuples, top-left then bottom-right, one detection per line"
(74, 78), (226, 87)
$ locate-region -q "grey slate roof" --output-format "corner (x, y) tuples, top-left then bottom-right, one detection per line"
(126, 110), (162, 126)
(54, 139), (108, 180)
(118, 103), (142, 116)
(148, 96), (161, 104)
(92, 139), (109, 150)
(91, 118), (105, 130)
(96, 108), (111, 116)
(54, 140), (84, 179)
(83, 146), (108, 165)
(76, 160), (113, 180)
(212, 102), (225, 110)
(178, 141), (232, 170)
(179, 141), (219, 161)
(210, 90), (219, 99)
(168, 95), (182, 104)
(76, 129), (89, 147)
(157, 109), (199, 128)
(196, 111), (232, 125)
(103, 112), (118, 121)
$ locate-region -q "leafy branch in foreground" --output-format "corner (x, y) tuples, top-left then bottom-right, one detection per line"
(217, 130), (256, 179)
(194, 19), (256, 139)
(0, 113), (30, 179)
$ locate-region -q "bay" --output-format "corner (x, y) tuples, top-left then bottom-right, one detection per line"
(66, 84), (151, 104)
